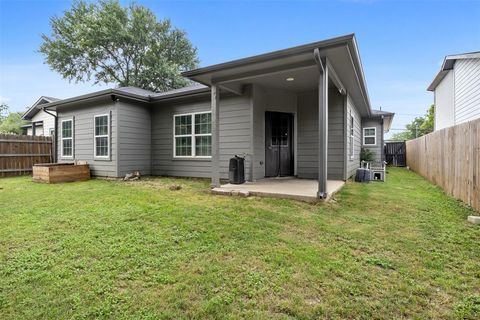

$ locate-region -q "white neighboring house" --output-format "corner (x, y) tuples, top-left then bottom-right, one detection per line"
(428, 51), (480, 131)
(21, 96), (59, 136)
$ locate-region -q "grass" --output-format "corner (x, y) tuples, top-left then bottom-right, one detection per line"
(0, 168), (479, 319)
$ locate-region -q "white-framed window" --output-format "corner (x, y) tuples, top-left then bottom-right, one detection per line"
(349, 114), (354, 160)
(94, 114), (110, 158)
(173, 112), (212, 158)
(363, 127), (377, 146)
(61, 119), (73, 158)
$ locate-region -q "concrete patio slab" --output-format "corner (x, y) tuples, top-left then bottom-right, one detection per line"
(212, 178), (345, 202)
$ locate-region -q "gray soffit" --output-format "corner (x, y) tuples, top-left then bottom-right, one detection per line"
(22, 96), (60, 120)
(182, 34), (372, 116)
(427, 51), (480, 91)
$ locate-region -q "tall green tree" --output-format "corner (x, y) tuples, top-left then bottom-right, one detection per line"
(390, 105), (434, 141)
(0, 112), (27, 135)
(0, 103), (8, 123)
(39, 0), (199, 92)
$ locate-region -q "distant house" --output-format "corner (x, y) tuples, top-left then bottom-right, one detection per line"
(37, 34), (393, 198)
(428, 52), (480, 131)
(21, 96), (59, 136)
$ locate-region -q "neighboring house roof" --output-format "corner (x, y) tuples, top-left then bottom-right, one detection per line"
(427, 51), (480, 91)
(22, 96), (60, 120)
(371, 109), (395, 133)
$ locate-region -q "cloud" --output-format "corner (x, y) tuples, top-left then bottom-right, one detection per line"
(0, 96), (10, 104)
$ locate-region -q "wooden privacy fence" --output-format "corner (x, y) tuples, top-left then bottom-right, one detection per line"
(0, 134), (53, 177)
(406, 118), (479, 212)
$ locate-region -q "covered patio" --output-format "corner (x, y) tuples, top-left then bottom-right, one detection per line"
(183, 34), (371, 200)
(212, 178), (345, 202)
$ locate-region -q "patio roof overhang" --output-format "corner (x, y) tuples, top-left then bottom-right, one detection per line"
(183, 34), (372, 117)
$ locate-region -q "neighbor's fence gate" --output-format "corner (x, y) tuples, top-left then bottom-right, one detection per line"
(385, 141), (406, 167)
(406, 118), (479, 212)
(0, 134), (54, 177)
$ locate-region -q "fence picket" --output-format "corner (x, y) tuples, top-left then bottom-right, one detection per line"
(406, 118), (480, 212)
(0, 134), (53, 177)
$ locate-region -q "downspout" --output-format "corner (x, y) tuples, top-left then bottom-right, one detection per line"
(314, 48), (329, 199)
(43, 107), (57, 163)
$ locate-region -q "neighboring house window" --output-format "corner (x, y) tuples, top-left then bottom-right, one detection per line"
(174, 112), (212, 157)
(363, 127), (376, 146)
(349, 115), (354, 160)
(94, 114), (110, 158)
(61, 119), (73, 157)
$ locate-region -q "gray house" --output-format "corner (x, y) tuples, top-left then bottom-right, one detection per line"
(39, 34), (393, 199)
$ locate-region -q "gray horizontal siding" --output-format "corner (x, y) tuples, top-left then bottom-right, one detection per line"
(346, 95), (361, 178)
(152, 94), (253, 180)
(117, 101), (151, 176)
(361, 118), (383, 164)
(297, 89), (345, 180)
(57, 99), (118, 177)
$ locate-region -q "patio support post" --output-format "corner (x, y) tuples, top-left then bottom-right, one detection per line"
(314, 49), (328, 199)
(211, 84), (221, 188)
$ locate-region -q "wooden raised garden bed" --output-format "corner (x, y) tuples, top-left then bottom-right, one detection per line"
(33, 163), (90, 183)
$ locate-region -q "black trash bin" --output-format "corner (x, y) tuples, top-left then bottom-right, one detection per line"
(229, 155), (245, 184)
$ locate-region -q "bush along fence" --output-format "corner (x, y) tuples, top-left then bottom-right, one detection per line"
(406, 118), (479, 212)
(0, 134), (53, 177)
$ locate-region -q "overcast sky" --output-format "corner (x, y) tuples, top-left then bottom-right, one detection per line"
(1, 0), (479, 138)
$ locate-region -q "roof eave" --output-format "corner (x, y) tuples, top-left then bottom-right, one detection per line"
(182, 33), (371, 115)
(151, 87), (210, 102)
(22, 96), (57, 120)
(42, 89), (150, 110)
(182, 33), (356, 78)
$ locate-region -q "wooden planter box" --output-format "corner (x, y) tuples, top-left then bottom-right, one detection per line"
(33, 163), (90, 183)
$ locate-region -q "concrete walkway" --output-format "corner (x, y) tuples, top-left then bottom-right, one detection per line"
(212, 178), (345, 202)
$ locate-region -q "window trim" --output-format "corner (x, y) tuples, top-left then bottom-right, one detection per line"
(61, 118), (73, 158)
(94, 114), (110, 159)
(173, 111), (212, 159)
(363, 127), (377, 146)
(349, 115), (354, 160)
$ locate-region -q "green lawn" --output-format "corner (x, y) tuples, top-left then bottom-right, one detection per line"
(0, 168), (479, 319)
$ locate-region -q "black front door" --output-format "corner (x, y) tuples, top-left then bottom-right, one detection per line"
(265, 112), (294, 177)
